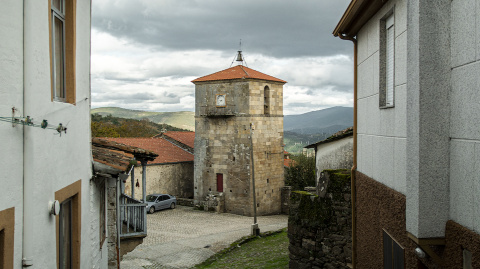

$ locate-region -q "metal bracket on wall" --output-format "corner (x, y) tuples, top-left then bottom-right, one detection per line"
(407, 232), (445, 266)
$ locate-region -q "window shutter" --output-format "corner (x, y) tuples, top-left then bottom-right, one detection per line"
(385, 15), (394, 106)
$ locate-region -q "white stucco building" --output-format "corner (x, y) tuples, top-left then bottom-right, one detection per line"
(305, 127), (353, 186)
(334, 0), (480, 268)
(0, 1), (108, 268)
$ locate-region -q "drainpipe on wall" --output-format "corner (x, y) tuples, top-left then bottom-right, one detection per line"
(22, 0), (33, 266)
(337, 33), (357, 269)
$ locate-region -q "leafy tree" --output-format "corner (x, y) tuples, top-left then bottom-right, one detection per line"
(285, 154), (316, 190)
(91, 121), (120, 137)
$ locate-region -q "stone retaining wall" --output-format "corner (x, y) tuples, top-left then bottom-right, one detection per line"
(177, 198), (195, 207)
(288, 169), (352, 269)
(281, 186), (292, 214)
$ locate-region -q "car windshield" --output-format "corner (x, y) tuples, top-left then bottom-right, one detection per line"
(146, 195), (158, 202)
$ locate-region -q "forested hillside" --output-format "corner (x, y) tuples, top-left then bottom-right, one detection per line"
(91, 107), (195, 131)
(91, 114), (189, 138)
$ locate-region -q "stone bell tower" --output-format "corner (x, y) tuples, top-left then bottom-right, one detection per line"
(192, 53), (286, 216)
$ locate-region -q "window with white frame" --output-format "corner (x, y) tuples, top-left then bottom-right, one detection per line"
(51, 0), (66, 101)
(50, 0), (76, 104)
(380, 13), (395, 108)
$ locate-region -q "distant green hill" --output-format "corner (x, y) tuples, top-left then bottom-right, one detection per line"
(91, 107), (195, 131)
(91, 114), (189, 138)
(284, 106), (353, 134)
(91, 106), (353, 154)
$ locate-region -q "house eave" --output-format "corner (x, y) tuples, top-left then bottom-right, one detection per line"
(333, 0), (389, 38)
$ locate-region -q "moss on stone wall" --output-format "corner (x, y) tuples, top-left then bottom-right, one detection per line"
(288, 169), (352, 268)
(324, 169), (350, 200)
(290, 191), (332, 227)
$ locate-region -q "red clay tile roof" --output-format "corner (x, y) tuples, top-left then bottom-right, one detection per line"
(101, 137), (194, 164)
(284, 158), (294, 168)
(162, 131), (195, 149)
(192, 65), (287, 83)
(92, 146), (133, 172)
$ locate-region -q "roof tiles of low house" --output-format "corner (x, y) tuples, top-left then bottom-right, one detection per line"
(191, 65), (287, 84)
(284, 158), (294, 168)
(305, 127), (354, 149)
(100, 137), (194, 164)
(92, 138), (159, 174)
(161, 131), (195, 149)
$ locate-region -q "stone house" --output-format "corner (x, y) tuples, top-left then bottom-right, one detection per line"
(104, 135), (195, 199)
(192, 62), (286, 216)
(334, 0), (480, 268)
(305, 127), (353, 187)
(92, 138), (157, 268)
(0, 1), (109, 268)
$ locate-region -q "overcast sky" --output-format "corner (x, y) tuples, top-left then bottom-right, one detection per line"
(91, 0), (353, 115)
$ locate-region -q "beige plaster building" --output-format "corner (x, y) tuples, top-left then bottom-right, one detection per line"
(192, 64), (286, 216)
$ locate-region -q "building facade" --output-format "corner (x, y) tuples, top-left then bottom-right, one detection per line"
(305, 127), (353, 187)
(192, 65), (286, 216)
(334, 0), (480, 268)
(0, 0), (101, 268)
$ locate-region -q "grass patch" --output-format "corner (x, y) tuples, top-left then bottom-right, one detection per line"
(193, 229), (289, 269)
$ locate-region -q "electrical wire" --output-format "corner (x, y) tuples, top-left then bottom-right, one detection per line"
(0, 117), (67, 133)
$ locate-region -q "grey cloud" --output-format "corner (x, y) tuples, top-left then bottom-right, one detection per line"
(329, 84), (352, 93)
(95, 93), (180, 104)
(92, 0), (352, 58)
(96, 92), (157, 102)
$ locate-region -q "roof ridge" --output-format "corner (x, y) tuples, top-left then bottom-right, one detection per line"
(162, 137), (194, 155)
(239, 65), (249, 78)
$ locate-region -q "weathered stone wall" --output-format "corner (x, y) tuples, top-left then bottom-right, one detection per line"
(194, 79), (285, 216)
(281, 186), (292, 214)
(288, 170), (352, 269)
(125, 162), (194, 199)
(106, 178), (118, 269)
(177, 198), (195, 207)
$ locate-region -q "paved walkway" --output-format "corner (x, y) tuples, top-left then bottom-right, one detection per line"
(120, 206), (288, 269)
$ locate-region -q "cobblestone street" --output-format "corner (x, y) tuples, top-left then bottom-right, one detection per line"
(120, 206), (288, 269)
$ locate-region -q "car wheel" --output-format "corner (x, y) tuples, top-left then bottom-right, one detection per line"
(149, 206), (155, 214)
(170, 203), (176, 209)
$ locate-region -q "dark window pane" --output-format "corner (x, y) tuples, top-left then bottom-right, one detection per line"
(383, 231), (393, 269)
(0, 229), (4, 267)
(54, 16), (65, 99)
(52, 0), (63, 13)
(60, 199), (72, 269)
(393, 241), (404, 269)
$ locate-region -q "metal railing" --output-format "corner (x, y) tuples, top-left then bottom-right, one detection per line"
(119, 194), (147, 238)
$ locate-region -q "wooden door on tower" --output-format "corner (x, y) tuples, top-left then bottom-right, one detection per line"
(216, 173), (223, 192)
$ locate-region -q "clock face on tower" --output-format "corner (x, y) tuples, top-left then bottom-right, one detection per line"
(216, 94), (226, 107)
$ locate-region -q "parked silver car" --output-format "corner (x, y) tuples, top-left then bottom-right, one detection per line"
(146, 194), (177, 214)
